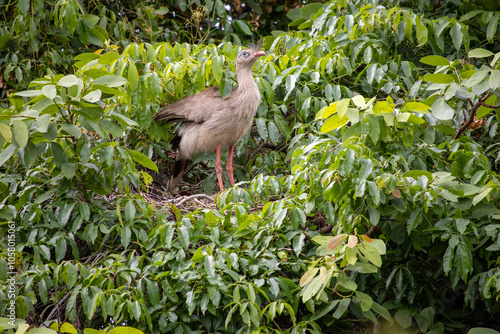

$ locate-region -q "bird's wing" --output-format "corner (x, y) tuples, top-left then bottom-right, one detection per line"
(154, 86), (236, 124)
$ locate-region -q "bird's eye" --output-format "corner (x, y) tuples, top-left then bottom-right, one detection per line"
(241, 51), (249, 58)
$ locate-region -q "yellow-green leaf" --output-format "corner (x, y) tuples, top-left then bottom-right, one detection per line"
(373, 101), (395, 114)
(424, 73), (454, 84)
(12, 120), (28, 148)
(352, 95), (366, 108)
(337, 98), (350, 118)
(404, 101), (431, 112)
(407, 114), (426, 125)
(321, 102), (338, 119)
(321, 114), (349, 133)
(415, 16), (428, 46)
(50, 323), (77, 334)
(420, 55), (450, 66)
(0, 123), (12, 142)
(300, 268), (319, 287)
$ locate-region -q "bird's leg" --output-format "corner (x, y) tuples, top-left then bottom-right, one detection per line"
(215, 143), (224, 191)
(226, 145), (235, 186)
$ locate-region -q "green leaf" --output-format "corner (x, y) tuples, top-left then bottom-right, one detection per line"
(420, 55), (450, 66)
(468, 329), (500, 334)
(300, 3), (324, 20)
(98, 51), (120, 65)
(358, 244), (382, 267)
(332, 298), (350, 319)
(61, 163), (76, 179)
(61, 122), (82, 138)
(18, 0), (30, 15)
(355, 291), (373, 312)
(121, 226), (131, 248)
(424, 73), (454, 84)
(468, 48), (494, 58)
(368, 115), (380, 144)
(268, 121), (280, 143)
(346, 262), (378, 273)
(472, 188), (492, 206)
(371, 302), (392, 321)
(358, 159), (373, 182)
(94, 75), (128, 87)
(125, 200), (136, 224)
(212, 55), (223, 82)
(293, 233), (306, 255)
(490, 70), (500, 90)
(27, 328), (57, 334)
(443, 235), (458, 275)
(0, 33), (12, 50)
(83, 90), (102, 103)
(234, 20), (253, 35)
(178, 225), (190, 250)
(34, 189), (57, 204)
(415, 16), (428, 46)
(466, 70), (489, 88)
(58, 75), (78, 88)
(51, 142), (67, 168)
(285, 75), (296, 95)
(302, 277), (323, 302)
(431, 98), (454, 120)
(455, 242), (472, 282)
(150, 72), (161, 98)
(127, 149), (159, 172)
(451, 22), (463, 51)
(128, 62), (139, 91)
(42, 85), (57, 99)
(255, 118), (268, 140)
(101, 119), (124, 137)
(415, 307), (435, 333)
(395, 308), (412, 329)
(75, 53), (100, 61)
(12, 120), (28, 148)
(204, 255), (216, 277)
(487, 13), (499, 43)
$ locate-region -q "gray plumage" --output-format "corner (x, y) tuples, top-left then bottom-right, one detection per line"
(154, 47), (265, 191)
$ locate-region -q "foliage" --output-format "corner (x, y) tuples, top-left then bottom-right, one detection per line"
(1, 0), (500, 333)
(0, 0), (297, 107)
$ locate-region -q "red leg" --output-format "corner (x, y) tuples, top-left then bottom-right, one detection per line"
(226, 145), (235, 186)
(215, 143), (224, 191)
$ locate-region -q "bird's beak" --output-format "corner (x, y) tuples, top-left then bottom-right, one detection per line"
(254, 51), (266, 58)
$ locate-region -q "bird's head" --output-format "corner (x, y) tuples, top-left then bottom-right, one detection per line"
(236, 46), (265, 70)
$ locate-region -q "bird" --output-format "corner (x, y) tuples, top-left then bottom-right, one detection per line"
(154, 45), (265, 192)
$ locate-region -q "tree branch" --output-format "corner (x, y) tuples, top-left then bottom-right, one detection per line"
(454, 93), (493, 140)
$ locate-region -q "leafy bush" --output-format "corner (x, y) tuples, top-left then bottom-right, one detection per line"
(1, 0), (500, 333)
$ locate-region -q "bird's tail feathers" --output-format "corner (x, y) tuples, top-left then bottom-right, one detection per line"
(167, 158), (189, 192)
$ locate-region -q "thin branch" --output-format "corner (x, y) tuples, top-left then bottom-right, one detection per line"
(173, 193), (214, 207)
(454, 93), (493, 140)
(480, 102), (500, 109)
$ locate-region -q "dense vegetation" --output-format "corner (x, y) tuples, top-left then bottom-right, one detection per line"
(1, 0), (500, 333)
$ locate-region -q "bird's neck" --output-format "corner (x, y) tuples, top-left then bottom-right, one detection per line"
(236, 67), (258, 92)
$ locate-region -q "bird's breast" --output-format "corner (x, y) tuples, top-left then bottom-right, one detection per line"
(176, 82), (261, 159)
